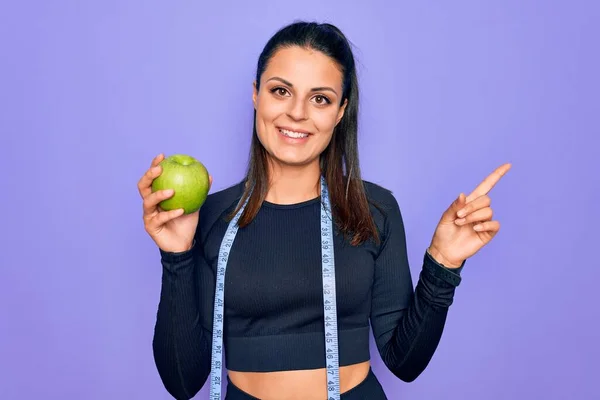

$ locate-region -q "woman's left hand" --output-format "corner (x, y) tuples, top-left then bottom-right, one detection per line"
(427, 163), (512, 269)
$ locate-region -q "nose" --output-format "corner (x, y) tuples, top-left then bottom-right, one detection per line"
(286, 97), (308, 121)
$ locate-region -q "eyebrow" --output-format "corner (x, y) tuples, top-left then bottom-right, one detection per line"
(266, 77), (339, 96)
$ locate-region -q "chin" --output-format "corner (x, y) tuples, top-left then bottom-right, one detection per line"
(268, 152), (317, 168)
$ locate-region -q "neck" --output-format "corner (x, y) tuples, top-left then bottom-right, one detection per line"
(264, 158), (321, 205)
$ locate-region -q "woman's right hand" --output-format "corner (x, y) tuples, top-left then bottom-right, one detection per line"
(138, 153), (212, 253)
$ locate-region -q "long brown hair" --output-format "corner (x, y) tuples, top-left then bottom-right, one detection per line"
(229, 21), (379, 246)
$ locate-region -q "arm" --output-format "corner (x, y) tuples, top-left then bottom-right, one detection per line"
(152, 238), (215, 399)
(370, 194), (463, 382)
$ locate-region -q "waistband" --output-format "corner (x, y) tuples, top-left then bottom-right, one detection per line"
(225, 326), (371, 372)
(225, 367), (387, 399)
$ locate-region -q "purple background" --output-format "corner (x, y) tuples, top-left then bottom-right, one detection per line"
(2, 1), (598, 399)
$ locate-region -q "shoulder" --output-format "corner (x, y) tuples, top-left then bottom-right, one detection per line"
(362, 180), (401, 214)
(203, 180), (246, 212)
(361, 179), (405, 236)
(197, 179), (246, 238)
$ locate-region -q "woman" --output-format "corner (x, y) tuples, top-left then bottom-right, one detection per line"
(138, 21), (510, 400)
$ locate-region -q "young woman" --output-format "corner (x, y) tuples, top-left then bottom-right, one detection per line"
(138, 21), (510, 400)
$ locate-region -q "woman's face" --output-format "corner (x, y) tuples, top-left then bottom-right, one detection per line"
(253, 46), (347, 168)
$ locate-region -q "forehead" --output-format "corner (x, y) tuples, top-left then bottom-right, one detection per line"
(262, 46), (343, 89)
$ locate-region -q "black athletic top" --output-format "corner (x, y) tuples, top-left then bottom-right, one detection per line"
(152, 180), (464, 399)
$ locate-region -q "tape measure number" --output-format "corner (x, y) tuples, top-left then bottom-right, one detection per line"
(209, 176), (340, 399)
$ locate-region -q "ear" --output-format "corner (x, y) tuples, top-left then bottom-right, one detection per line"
(335, 98), (348, 126)
(252, 80), (258, 109)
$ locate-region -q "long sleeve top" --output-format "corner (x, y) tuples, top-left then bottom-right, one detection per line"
(152, 180), (463, 399)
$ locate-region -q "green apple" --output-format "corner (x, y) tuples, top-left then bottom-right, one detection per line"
(151, 154), (210, 214)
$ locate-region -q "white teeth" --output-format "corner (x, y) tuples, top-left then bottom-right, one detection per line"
(280, 129), (309, 138)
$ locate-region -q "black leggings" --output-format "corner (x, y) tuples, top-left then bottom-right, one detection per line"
(224, 368), (388, 399)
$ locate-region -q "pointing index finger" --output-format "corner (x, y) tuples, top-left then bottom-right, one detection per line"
(466, 163), (511, 203)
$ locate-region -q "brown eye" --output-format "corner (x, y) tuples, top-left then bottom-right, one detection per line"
(271, 87), (289, 96)
(313, 95), (330, 105)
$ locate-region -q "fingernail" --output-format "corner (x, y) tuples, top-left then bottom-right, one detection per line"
(164, 189), (173, 195)
(474, 225), (482, 231)
(457, 209), (466, 218)
(455, 218), (466, 225)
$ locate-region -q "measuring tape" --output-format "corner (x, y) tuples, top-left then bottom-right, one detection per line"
(209, 176), (340, 400)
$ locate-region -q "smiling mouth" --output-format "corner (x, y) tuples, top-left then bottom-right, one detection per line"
(279, 128), (310, 139)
